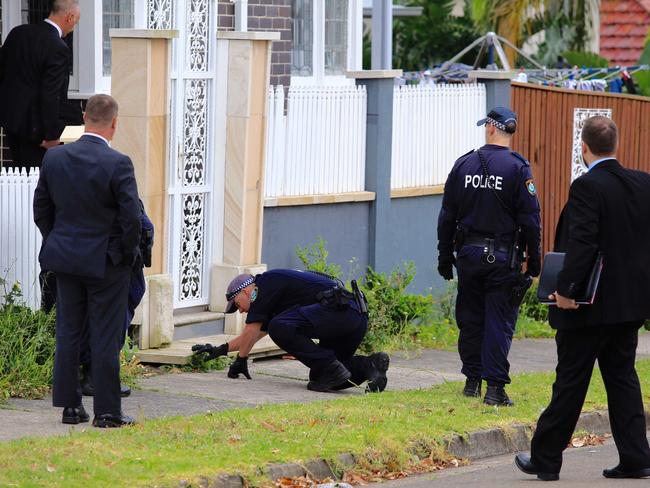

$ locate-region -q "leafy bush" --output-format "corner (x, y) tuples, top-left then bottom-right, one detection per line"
(360, 264), (434, 353)
(296, 238), (434, 352)
(519, 279), (548, 323)
(0, 279), (56, 399)
(0, 277), (147, 399)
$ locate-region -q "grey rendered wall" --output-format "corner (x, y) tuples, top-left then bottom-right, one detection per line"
(261, 197), (448, 295)
(262, 202), (370, 279)
(383, 194), (447, 294)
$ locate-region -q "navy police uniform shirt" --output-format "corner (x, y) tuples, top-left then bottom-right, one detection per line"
(437, 144), (541, 259)
(245, 269), (337, 331)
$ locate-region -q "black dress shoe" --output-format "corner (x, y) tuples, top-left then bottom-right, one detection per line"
(365, 352), (390, 393)
(603, 465), (650, 479)
(515, 453), (559, 481)
(92, 413), (136, 428)
(484, 385), (514, 406)
(62, 405), (90, 425)
(463, 377), (481, 397)
(307, 360), (352, 392)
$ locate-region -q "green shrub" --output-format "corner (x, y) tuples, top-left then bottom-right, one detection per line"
(0, 280), (56, 399)
(519, 279), (548, 323)
(359, 263), (434, 353)
(295, 237), (342, 279)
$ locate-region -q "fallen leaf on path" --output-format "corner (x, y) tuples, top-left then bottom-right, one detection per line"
(569, 434), (605, 448)
(261, 420), (284, 432)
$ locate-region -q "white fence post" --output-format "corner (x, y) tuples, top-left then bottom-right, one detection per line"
(0, 167), (42, 309)
(391, 83), (487, 190)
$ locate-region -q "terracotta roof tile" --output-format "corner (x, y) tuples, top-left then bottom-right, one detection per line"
(600, 0), (650, 66)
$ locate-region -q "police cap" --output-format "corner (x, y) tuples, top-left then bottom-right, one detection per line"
(225, 273), (255, 313)
(476, 106), (517, 134)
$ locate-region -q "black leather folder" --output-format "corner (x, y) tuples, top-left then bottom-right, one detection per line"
(537, 252), (604, 305)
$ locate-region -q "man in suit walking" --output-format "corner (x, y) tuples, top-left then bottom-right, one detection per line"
(0, 0), (80, 168)
(515, 116), (650, 480)
(34, 94), (141, 428)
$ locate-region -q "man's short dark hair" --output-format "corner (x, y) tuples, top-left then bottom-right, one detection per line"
(51, 0), (79, 14)
(85, 95), (118, 126)
(582, 116), (618, 156)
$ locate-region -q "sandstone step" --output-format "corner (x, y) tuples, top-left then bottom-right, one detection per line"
(135, 334), (283, 365)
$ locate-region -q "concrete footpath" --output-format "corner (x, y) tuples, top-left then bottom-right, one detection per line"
(1, 335), (649, 444)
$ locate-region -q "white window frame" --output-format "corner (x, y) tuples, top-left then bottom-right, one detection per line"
(290, 0), (362, 86)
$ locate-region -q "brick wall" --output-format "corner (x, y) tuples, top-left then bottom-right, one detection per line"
(217, 0), (293, 87)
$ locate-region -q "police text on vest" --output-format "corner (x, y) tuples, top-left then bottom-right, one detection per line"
(464, 174), (503, 190)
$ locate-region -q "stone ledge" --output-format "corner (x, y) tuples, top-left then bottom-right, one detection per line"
(391, 185), (444, 198)
(110, 28), (179, 39)
(264, 191), (376, 207)
(171, 409), (649, 487)
(217, 31), (281, 41)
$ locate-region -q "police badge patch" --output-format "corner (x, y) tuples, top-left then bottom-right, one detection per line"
(525, 179), (537, 196)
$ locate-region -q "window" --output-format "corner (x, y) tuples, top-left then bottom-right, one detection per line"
(292, 0), (313, 76)
(291, 0), (357, 83)
(324, 0), (346, 75)
(103, 0), (134, 76)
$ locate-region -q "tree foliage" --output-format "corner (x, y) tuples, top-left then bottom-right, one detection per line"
(392, 0), (480, 71)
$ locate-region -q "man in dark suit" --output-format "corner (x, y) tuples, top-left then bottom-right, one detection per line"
(34, 94), (141, 428)
(0, 0), (80, 168)
(515, 116), (650, 480)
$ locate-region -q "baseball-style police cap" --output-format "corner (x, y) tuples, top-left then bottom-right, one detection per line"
(477, 106), (518, 134)
(225, 273), (255, 313)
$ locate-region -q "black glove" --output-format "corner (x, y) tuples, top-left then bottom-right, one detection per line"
(526, 256), (541, 278)
(227, 355), (251, 379)
(191, 343), (228, 360)
(437, 255), (456, 280)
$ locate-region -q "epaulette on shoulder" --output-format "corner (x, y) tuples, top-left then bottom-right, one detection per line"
(511, 151), (530, 166)
(456, 149), (475, 163)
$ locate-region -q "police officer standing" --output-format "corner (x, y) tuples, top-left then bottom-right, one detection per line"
(437, 107), (541, 406)
(192, 269), (390, 393)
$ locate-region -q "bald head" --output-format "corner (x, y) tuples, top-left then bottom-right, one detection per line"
(49, 0), (80, 37)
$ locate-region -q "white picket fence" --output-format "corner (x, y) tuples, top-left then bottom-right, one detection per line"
(264, 85), (367, 198)
(391, 83), (487, 189)
(0, 167), (42, 309)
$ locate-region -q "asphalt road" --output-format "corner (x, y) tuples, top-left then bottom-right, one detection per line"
(375, 435), (650, 488)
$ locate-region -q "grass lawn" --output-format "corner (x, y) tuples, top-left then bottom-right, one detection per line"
(1, 360), (649, 488)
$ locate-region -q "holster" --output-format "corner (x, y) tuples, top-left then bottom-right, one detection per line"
(453, 226), (466, 252)
(316, 286), (355, 310)
(509, 273), (533, 308)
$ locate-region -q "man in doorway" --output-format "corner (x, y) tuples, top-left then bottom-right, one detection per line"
(0, 0), (81, 168)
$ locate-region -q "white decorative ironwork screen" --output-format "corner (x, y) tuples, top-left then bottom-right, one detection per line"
(571, 108), (612, 182)
(148, 0), (216, 308)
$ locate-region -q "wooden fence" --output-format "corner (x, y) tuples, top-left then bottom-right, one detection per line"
(511, 82), (650, 253)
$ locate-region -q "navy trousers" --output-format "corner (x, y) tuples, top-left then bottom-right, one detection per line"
(267, 302), (369, 383)
(455, 245), (519, 386)
(52, 263), (130, 416)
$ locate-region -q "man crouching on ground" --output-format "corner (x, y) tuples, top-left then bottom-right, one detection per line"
(192, 269), (389, 393)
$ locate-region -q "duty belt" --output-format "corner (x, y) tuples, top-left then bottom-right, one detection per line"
(462, 234), (512, 264)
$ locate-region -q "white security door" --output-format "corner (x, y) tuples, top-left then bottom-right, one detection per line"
(147, 0), (219, 309)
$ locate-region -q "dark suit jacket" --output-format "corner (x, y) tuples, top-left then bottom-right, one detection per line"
(0, 21), (70, 141)
(33, 135), (142, 279)
(549, 159), (650, 329)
